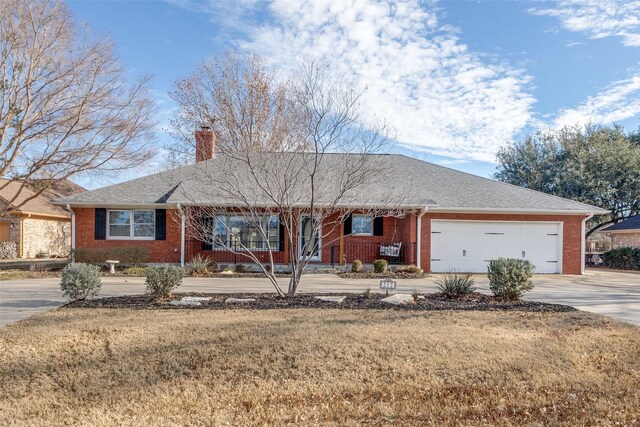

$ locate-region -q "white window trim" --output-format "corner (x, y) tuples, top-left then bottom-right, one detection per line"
(351, 214), (374, 236)
(107, 209), (156, 240)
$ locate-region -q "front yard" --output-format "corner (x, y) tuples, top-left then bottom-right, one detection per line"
(1, 308), (639, 425)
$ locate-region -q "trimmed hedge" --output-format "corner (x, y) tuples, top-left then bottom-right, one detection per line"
(74, 247), (149, 265)
(373, 259), (388, 273)
(487, 258), (535, 300)
(60, 263), (102, 301)
(145, 265), (184, 300)
(602, 247), (640, 270)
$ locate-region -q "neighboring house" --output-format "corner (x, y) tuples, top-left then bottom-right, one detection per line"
(586, 231), (611, 253)
(0, 179), (85, 258)
(602, 215), (640, 249)
(55, 130), (608, 274)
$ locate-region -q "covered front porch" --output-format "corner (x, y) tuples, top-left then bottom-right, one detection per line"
(183, 212), (421, 268)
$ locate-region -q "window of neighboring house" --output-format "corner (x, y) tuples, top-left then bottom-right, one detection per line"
(351, 214), (373, 235)
(107, 210), (155, 240)
(211, 215), (279, 250)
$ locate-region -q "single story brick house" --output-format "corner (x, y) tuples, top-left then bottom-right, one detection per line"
(603, 215), (640, 249)
(0, 179), (85, 258)
(55, 130), (607, 274)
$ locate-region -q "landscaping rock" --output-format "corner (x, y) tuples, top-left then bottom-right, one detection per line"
(182, 296), (212, 302)
(417, 295), (426, 300)
(68, 292), (577, 313)
(225, 298), (256, 304)
(169, 300), (201, 307)
(314, 296), (346, 304)
(381, 294), (415, 306)
(220, 270), (234, 275)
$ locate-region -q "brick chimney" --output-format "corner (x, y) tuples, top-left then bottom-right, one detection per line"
(195, 127), (216, 162)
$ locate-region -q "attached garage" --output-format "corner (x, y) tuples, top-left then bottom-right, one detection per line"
(430, 220), (562, 274)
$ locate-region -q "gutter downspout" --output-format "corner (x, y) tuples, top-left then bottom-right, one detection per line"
(581, 213), (594, 274)
(66, 204), (75, 263)
(416, 207), (428, 271)
(178, 203), (185, 267)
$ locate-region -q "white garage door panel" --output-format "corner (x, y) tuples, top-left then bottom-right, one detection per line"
(431, 221), (561, 274)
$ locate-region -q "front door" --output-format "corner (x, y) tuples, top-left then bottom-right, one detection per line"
(0, 223), (9, 241)
(299, 215), (321, 261)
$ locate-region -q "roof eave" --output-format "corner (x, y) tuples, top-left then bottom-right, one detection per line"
(428, 207), (609, 215)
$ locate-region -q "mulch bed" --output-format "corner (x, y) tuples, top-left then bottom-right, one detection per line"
(337, 271), (425, 279)
(65, 292), (576, 313)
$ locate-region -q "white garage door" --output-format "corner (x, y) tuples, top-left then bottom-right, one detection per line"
(430, 220), (562, 274)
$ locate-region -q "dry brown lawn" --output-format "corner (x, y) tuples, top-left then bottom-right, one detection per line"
(1, 308), (639, 426)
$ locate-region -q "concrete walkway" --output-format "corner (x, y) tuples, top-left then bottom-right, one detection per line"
(1, 269), (639, 327)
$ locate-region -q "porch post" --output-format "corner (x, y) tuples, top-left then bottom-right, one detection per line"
(179, 204), (185, 267)
(339, 220), (344, 265)
(416, 208), (427, 270)
(67, 204), (75, 263)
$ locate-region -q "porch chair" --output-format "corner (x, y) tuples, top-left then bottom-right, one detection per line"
(379, 242), (402, 258)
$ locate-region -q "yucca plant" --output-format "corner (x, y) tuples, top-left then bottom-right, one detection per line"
(435, 271), (476, 298)
(187, 253), (213, 276)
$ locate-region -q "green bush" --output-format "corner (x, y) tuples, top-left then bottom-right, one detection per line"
(373, 259), (388, 273)
(602, 247), (640, 270)
(145, 265), (184, 300)
(74, 247), (149, 265)
(351, 259), (363, 273)
(60, 263), (102, 301)
(396, 264), (423, 274)
(487, 258), (535, 300)
(435, 272), (476, 298)
(122, 266), (148, 277)
(234, 264), (247, 273)
(187, 253), (214, 276)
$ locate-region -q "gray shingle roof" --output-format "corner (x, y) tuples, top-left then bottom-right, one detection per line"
(55, 153), (608, 214)
(603, 215), (640, 232)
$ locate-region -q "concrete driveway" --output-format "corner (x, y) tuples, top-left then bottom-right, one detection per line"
(1, 269), (639, 327)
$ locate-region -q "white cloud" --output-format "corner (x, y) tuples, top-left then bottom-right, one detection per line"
(529, 1), (640, 130)
(170, 0), (536, 162)
(554, 74), (640, 127)
(530, 0), (640, 47)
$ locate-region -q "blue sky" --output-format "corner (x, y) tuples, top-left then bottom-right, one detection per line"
(68, 0), (640, 187)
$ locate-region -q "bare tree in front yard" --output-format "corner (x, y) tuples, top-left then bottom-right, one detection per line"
(0, 0), (155, 215)
(171, 52), (404, 297)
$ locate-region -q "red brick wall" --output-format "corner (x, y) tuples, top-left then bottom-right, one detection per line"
(74, 208), (181, 263)
(338, 214), (417, 264)
(419, 212), (586, 274)
(73, 207), (586, 273)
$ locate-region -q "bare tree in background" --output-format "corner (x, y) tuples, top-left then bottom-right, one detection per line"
(0, 0), (154, 215)
(171, 53), (404, 297)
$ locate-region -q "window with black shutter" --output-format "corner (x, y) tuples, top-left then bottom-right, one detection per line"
(94, 208), (106, 240)
(155, 209), (166, 240)
(373, 216), (384, 236)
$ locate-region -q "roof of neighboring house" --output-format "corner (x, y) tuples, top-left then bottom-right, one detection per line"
(54, 153), (608, 214)
(602, 215), (640, 232)
(0, 178), (85, 218)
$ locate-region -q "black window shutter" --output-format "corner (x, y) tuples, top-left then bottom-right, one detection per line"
(344, 214), (352, 235)
(155, 209), (166, 241)
(278, 215), (285, 252)
(373, 216), (384, 236)
(202, 217), (213, 250)
(94, 208), (106, 240)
